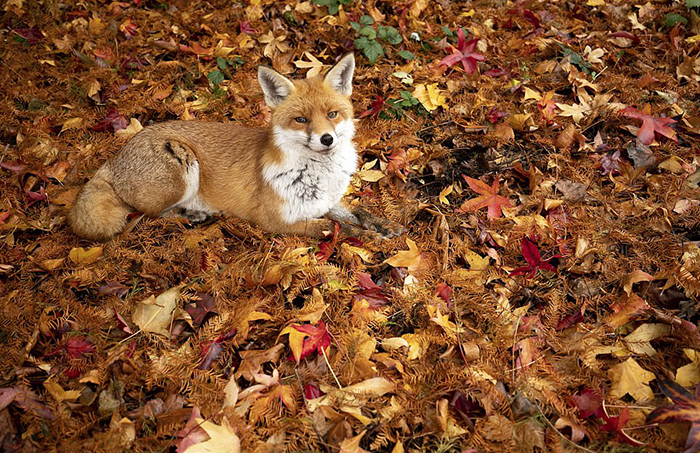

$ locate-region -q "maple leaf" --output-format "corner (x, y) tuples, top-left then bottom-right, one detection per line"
(620, 105), (677, 145)
(598, 150), (622, 176)
(185, 292), (218, 328)
(439, 28), (485, 74)
(91, 108), (128, 133)
(510, 237), (558, 279)
(355, 271), (390, 308)
(238, 20), (256, 35)
(316, 221), (340, 262)
(281, 321), (332, 364)
(198, 330), (237, 371)
(571, 388), (604, 419)
(413, 83), (447, 112)
(647, 377), (700, 453)
(460, 175), (512, 219)
(359, 95), (386, 118)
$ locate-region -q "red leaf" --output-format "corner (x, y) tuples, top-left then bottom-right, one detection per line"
(198, 331), (236, 371)
(439, 29), (486, 74)
(64, 338), (95, 359)
(522, 9), (540, 28)
(91, 108), (128, 133)
(598, 150), (622, 176)
(0, 161), (26, 173)
(436, 282), (453, 304)
(14, 27), (44, 44)
(571, 388), (604, 419)
(510, 237), (559, 279)
(185, 293), (218, 328)
(355, 272), (390, 308)
(98, 281), (130, 298)
(316, 221), (340, 262)
(460, 175), (512, 219)
(239, 20), (256, 35)
(556, 311), (584, 330)
(293, 321), (332, 362)
(359, 96), (386, 118)
(304, 383), (324, 400)
(647, 377), (700, 453)
(620, 106), (677, 145)
(610, 31), (640, 45)
(0, 210), (10, 224)
(26, 186), (47, 207)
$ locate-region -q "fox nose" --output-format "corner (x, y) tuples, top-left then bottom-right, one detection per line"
(320, 134), (334, 147)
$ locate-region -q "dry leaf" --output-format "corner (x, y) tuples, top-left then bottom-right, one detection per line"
(131, 286), (180, 336)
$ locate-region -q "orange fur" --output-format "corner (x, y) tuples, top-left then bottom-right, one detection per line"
(69, 54), (403, 241)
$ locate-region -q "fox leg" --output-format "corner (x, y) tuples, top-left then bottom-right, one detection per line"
(327, 203), (404, 239)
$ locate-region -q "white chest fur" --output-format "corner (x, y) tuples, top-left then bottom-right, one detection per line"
(263, 122), (358, 224)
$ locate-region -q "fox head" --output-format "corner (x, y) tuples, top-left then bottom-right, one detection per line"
(258, 54), (355, 155)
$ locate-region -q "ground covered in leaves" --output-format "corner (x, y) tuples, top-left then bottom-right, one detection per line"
(2, 0), (700, 452)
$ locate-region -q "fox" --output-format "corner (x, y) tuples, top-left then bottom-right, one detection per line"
(69, 54), (403, 242)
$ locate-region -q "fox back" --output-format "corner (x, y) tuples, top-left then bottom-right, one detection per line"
(69, 54), (360, 241)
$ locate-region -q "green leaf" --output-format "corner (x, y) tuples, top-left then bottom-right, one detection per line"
(350, 21), (361, 31)
(664, 13), (688, 27)
(378, 26), (402, 45)
(216, 57), (229, 70)
(359, 26), (377, 40)
(355, 37), (384, 64)
(207, 70), (225, 86)
(397, 50), (415, 60)
(439, 26), (454, 37)
(360, 15), (375, 25)
(687, 0), (700, 7)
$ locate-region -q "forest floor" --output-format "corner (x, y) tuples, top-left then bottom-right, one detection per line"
(1, 0), (700, 452)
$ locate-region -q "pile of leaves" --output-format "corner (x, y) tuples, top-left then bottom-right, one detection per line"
(1, 0), (700, 452)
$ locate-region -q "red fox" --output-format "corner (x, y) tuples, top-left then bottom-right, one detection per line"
(69, 54), (403, 241)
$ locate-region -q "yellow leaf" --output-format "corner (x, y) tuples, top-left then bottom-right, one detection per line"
(60, 117), (83, 133)
(69, 246), (103, 265)
(131, 286), (180, 336)
(384, 239), (423, 272)
(279, 324), (307, 363)
(676, 349), (700, 388)
(413, 83), (446, 112)
(523, 87), (542, 101)
(623, 323), (670, 356)
(339, 430), (369, 453)
(343, 377), (395, 396)
(381, 337), (409, 352)
(293, 51), (327, 78)
(115, 118), (143, 140)
(608, 357), (655, 401)
(587, 0), (605, 5)
(223, 375), (239, 408)
(556, 103), (588, 123)
(439, 185), (453, 205)
(187, 417), (240, 453)
(356, 169), (386, 182)
(44, 380), (81, 402)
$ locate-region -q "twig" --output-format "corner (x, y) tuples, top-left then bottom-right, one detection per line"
(294, 369), (331, 453)
(321, 347), (342, 389)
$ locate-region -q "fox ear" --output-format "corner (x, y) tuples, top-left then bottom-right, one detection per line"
(258, 66), (295, 107)
(324, 53), (355, 96)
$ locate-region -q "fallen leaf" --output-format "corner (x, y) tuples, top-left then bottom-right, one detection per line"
(131, 287), (180, 336)
(413, 83), (446, 112)
(647, 377), (700, 453)
(620, 105), (677, 145)
(69, 246), (103, 265)
(383, 238), (423, 272)
(608, 357), (655, 401)
(460, 175), (512, 219)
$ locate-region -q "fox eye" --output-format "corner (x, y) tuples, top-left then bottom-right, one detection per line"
(295, 116), (307, 124)
(328, 111), (338, 119)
